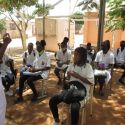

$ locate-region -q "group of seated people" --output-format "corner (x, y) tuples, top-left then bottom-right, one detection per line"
(1, 36), (125, 125)
(0, 40), (51, 103)
(51, 39), (125, 125)
(54, 38), (125, 96)
(15, 40), (51, 103)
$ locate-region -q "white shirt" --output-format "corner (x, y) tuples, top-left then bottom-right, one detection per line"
(94, 50), (114, 84)
(115, 48), (125, 64)
(66, 63), (94, 97)
(0, 54), (12, 77)
(22, 50), (36, 66)
(95, 50), (114, 68)
(33, 51), (51, 79)
(56, 49), (71, 69)
(0, 76), (4, 91)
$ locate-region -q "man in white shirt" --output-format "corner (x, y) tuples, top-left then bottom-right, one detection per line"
(20, 43), (36, 75)
(0, 33), (11, 125)
(15, 40), (51, 103)
(94, 40), (114, 96)
(54, 42), (71, 85)
(114, 40), (125, 84)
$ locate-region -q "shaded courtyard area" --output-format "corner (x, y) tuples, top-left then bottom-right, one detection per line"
(5, 48), (125, 125)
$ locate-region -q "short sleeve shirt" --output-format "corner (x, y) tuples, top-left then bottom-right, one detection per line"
(33, 51), (51, 79)
(95, 50), (114, 68)
(22, 50), (36, 66)
(56, 50), (71, 68)
(66, 63), (94, 97)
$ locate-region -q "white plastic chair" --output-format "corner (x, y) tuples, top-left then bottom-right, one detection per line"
(61, 85), (94, 125)
(38, 70), (50, 99)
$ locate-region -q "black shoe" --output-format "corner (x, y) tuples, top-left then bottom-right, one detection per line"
(14, 97), (23, 104)
(31, 94), (38, 102)
(119, 78), (125, 84)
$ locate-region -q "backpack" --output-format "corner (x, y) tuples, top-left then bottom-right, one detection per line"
(25, 50), (36, 58)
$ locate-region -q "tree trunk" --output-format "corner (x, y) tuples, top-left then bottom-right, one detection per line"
(22, 30), (27, 49)
(21, 20), (27, 49)
(97, 0), (106, 51)
(9, 14), (27, 49)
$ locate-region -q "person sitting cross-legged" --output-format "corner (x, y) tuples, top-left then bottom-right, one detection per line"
(114, 40), (125, 84)
(49, 47), (94, 125)
(15, 40), (51, 103)
(54, 41), (71, 85)
(94, 40), (114, 96)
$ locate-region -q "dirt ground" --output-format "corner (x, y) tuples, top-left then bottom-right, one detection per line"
(5, 48), (125, 125)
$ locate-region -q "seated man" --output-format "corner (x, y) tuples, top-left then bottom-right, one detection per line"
(0, 52), (15, 96)
(94, 40), (114, 96)
(54, 41), (71, 85)
(15, 40), (51, 103)
(20, 42), (37, 75)
(114, 40), (125, 84)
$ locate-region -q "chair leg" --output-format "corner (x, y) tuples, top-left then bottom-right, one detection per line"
(38, 80), (47, 99)
(81, 107), (86, 125)
(81, 108), (84, 125)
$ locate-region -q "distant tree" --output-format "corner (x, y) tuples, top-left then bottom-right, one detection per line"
(106, 0), (125, 32)
(71, 12), (83, 20)
(33, 3), (53, 16)
(0, 0), (38, 49)
(77, 0), (99, 11)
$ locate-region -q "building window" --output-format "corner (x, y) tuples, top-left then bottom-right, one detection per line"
(10, 23), (16, 30)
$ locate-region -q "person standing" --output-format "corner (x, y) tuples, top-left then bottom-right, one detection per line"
(0, 33), (11, 125)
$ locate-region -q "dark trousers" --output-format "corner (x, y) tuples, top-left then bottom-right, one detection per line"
(2, 73), (15, 91)
(54, 67), (67, 82)
(18, 74), (42, 97)
(94, 75), (106, 91)
(49, 81), (86, 125)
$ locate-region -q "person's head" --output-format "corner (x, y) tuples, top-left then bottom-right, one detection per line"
(61, 41), (67, 52)
(27, 43), (33, 53)
(74, 47), (87, 66)
(36, 41), (39, 46)
(101, 40), (110, 54)
(36, 40), (46, 52)
(87, 42), (91, 50)
(120, 40), (125, 48)
(63, 37), (69, 44)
